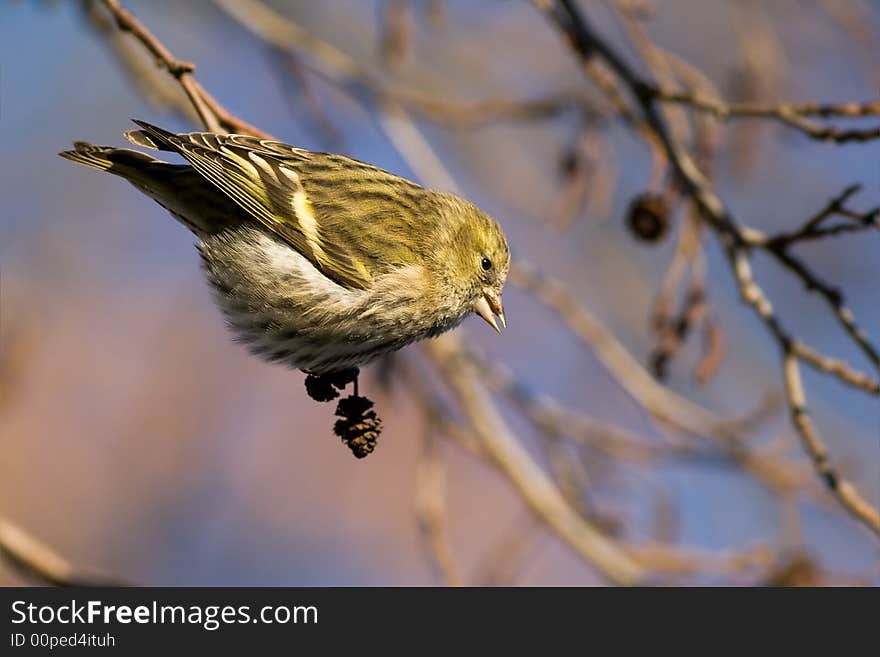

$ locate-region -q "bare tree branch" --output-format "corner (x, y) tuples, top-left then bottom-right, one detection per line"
(533, 0), (880, 535)
(0, 520), (125, 587)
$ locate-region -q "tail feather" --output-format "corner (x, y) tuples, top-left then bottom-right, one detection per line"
(58, 141), (162, 178)
(59, 132), (244, 236)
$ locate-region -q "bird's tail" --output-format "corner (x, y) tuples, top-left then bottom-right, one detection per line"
(58, 141), (164, 180)
(59, 136), (242, 236)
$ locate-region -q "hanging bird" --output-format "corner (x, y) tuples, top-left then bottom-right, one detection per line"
(60, 121), (509, 375)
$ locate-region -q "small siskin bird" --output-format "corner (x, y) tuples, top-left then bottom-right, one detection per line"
(60, 121), (509, 375)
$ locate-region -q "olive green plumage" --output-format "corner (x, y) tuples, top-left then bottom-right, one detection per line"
(59, 121), (510, 373)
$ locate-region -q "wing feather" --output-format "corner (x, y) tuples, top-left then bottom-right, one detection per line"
(131, 121), (376, 290)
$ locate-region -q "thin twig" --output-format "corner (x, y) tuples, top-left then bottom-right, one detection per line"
(651, 89), (880, 143)
(0, 519), (125, 586)
(414, 426), (462, 586)
(97, 0), (270, 137)
(729, 249), (880, 533)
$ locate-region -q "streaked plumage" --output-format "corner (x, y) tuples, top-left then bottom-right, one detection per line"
(59, 121), (510, 373)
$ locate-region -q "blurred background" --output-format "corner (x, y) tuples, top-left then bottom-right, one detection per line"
(1, 0), (878, 585)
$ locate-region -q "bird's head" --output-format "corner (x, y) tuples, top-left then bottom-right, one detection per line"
(429, 194), (510, 333)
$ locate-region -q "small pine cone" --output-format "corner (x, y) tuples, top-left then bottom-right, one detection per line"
(334, 413), (382, 458)
(334, 394), (383, 459)
(626, 192), (669, 242)
(304, 373), (340, 402)
(335, 394), (375, 419)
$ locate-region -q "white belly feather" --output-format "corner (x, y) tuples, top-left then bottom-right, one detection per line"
(198, 228), (464, 373)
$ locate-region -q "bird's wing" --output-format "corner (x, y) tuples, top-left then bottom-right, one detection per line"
(131, 121), (425, 290)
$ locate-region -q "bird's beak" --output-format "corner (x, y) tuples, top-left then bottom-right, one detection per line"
(473, 290), (506, 334)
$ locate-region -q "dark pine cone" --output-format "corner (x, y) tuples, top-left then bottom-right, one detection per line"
(626, 192), (669, 243)
(303, 368), (360, 402)
(334, 394), (383, 459)
(304, 373), (340, 402)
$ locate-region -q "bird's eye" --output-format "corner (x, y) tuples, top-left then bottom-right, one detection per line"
(481, 257), (492, 271)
